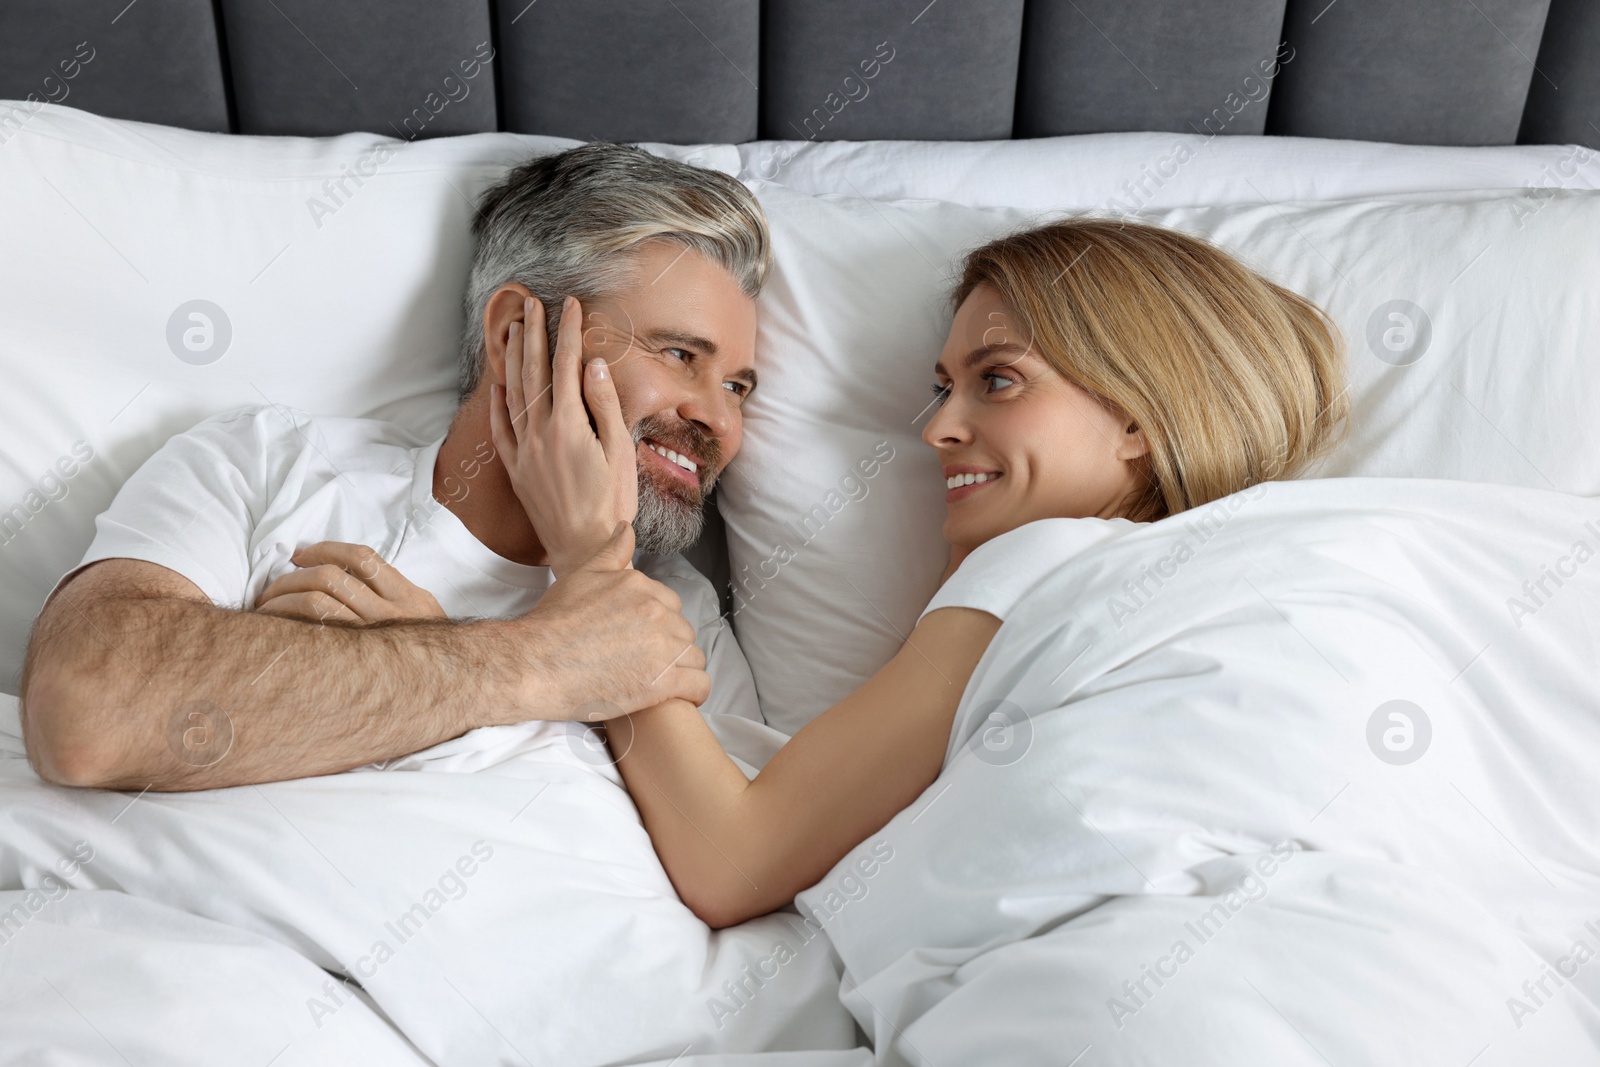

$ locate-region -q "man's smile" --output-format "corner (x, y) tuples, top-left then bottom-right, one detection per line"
(641, 437), (700, 482)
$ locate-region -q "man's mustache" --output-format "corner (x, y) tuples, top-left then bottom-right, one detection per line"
(631, 413), (722, 494)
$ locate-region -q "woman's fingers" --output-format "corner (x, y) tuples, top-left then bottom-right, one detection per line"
(488, 382), (515, 471)
(584, 356), (630, 458)
(520, 295), (552, 430)
(551, 295), (584, 419)
(504, 320), (527, 439)
(584, 357), (639, 520)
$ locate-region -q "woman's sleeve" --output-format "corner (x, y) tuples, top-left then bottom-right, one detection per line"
(918, 517), (1136, 623)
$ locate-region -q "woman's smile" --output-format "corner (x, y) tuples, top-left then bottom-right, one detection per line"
(943, 465), (1003, 503)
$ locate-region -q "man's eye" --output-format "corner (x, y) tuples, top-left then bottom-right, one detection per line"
(666, 347), (693, 363)
(723, 380), (750, 397)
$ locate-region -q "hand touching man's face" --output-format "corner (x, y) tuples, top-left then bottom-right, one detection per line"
(576, 239), (759, 553)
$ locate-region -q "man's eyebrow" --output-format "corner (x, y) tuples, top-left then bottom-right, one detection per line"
(641, 328), (719, 357)
(933, 342), (1032, 378)
(641, 327), (755, 387)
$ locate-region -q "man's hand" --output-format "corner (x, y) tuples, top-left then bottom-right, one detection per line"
(489, 294), (638, 578)
(255, 542), (446, 624)
(514, 522), (709, 721)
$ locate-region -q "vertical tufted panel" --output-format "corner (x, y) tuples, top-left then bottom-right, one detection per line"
(1519, 0), (1600, 149)
(218, 0), (496, 139)
(1014, 0), (1289, 138)
(760, 0), (1023, 142)
(0, 0), (229, 133)
(497, 0), (758, 144)
(1268, 0), (1552, 145)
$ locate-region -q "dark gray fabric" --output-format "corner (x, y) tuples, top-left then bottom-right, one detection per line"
(1015, 0), (1288, 138)
(1519, 0), (1600, 148)
(219, 0), (496, 138)
(1268, 0), (1552, 146)
(0, 0), (229, 132)
(3, 1), (1596, 152)
(760, 0), (1023, 141)
(681, 489), (733, 617)
(497, 0), (758, 143)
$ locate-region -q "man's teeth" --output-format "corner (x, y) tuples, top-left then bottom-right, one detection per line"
(648, 441), (697, 473)
(946, 472), (999, 489)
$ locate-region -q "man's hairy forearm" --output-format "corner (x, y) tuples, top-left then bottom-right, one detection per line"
(24, 591), (519, 791)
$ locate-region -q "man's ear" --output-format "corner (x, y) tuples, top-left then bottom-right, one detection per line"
(480, 283), (537, 391)
(1117, 420), (1151, 462)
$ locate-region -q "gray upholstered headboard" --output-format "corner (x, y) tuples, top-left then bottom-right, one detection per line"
(1, 0), (1596, 150)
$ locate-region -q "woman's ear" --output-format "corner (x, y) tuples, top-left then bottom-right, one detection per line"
(1117, 420), (1151, 462)
(481, 283), (537, 390)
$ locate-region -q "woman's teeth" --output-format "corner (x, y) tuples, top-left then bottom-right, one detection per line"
(648, 441), (697, 474)
(946, 472), (998, 489)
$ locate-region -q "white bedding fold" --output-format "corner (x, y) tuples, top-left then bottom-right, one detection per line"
(0, 712), (854, 1065)
(800, 478), (1600, 1065)
(0, 888), (431, 1066)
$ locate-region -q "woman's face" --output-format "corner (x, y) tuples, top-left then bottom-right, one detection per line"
(922, 284), (1150, 552)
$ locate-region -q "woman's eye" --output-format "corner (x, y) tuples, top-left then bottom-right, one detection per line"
(929, 382), (952, 406)
(984, 372), (1017, 394)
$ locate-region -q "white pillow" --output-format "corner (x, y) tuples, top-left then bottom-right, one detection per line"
(727, 180), (1600, 734)
(0, 101), (738, 692)
(738, 133), (1600, 213)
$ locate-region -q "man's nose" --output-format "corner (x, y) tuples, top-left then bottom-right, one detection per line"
(679, 380), (734, 441)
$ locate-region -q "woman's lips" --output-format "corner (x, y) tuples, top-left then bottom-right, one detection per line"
(945, 473), (1001, 503)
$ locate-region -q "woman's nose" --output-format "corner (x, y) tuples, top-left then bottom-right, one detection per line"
(922, 394), (971, 449)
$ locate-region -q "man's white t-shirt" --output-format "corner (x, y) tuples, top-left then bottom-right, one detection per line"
(68, 405), (781, 773)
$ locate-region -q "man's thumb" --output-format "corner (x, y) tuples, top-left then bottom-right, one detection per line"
(587, 520), (635, 570)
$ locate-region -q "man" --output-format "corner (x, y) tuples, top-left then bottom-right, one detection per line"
(19, 141), (770, 791)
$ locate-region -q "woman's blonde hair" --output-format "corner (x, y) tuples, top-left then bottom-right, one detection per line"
(952, 219), (1348, 523)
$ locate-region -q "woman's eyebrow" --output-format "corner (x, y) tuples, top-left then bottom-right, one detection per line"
(935, 342), (1032, 378)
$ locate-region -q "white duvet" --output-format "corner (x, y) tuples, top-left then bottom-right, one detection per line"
(0, 712), (856, 1065)
(801, 477), (1600, 1065)
(5, 477), (1600, 1066)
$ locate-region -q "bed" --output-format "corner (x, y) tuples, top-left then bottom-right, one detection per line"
(3, 2), (1600, 1064)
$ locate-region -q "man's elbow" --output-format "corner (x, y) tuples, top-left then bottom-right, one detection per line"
(20, 667), (128, 788)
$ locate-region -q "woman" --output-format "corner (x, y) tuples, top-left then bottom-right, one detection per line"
(534, 218), (1347, 929)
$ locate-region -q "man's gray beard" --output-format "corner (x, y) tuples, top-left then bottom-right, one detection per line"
(632, 467), (705, 555)
(629, 411), (719, 555)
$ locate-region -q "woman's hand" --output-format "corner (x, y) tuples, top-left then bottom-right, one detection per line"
(255, 542), (447, 624)
(489, 295), (638, 578)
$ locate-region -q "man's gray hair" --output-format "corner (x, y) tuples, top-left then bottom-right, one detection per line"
(457, 142), (771, 399)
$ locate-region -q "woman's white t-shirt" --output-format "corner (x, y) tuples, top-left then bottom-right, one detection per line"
(919, 516), (1140, 623)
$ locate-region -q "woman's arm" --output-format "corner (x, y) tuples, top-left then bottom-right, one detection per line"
(607, 606), (1001, 928)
